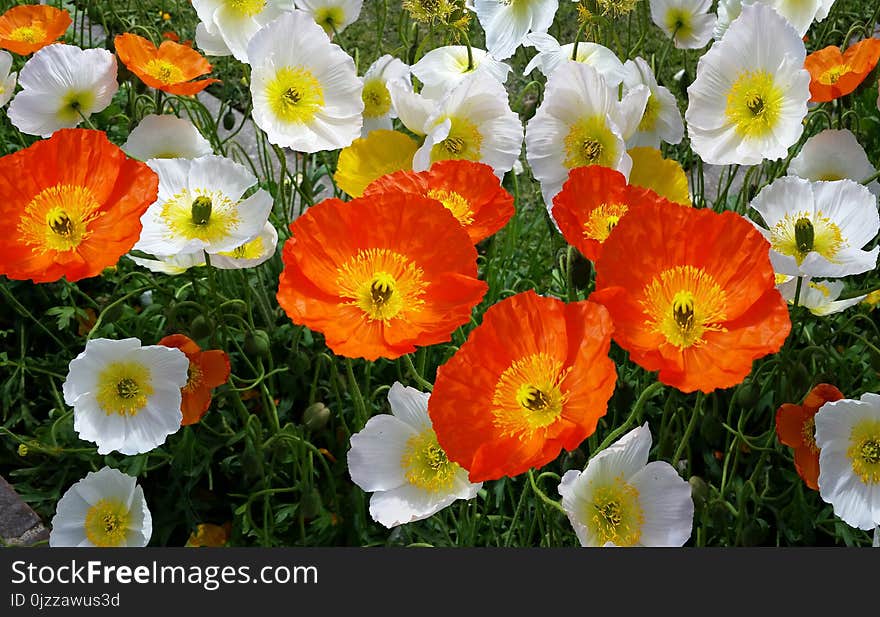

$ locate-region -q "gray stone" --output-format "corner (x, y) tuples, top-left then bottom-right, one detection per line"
(0, 475), (49, 546)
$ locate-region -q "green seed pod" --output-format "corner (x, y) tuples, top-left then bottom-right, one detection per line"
(189, 314), (214, 340)
(299, 488), (322, 520)
(244, 329), (271, 358)
(735, 380), (762, 408)
(222, 111), (236, 131)
(303, 402), (330, 431)
(688, 476), (709, 509)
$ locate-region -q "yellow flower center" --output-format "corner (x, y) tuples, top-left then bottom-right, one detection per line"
(430, 116), (483, 163)
(491, 353), (571, 438)
(95, 361), (154, 417)
(725, 70), (784, 138)
(563, 116), (617, 169)
(266, 67), (325, 124)
(314, 6), (346, 32)
(220, 235), (265, 260)
(336, 248), (427, 323)
(224, 0), (266, 18)
(426, 188), (474, 226)
(848, 419), (880, 484)
(17, 184), (102, 254)
(401, 429), (460, 493)
(638, 93), (660, 133)
(583, 203), (628, 243)
(769, 211), (845, 265)
(585, 477), (644, 546)
(160, 190), (241, 246)
(361, 79), (392, 118)
(817, 172), (844, 181)
(8, 25), (46, 43)
(143, 59), (185, 85)
(641, 265), (728, 349)
(664, 8), (693, 39)
(183, 361), (203, 393)
(84, 499), (131, 547)
(58, 90), (97, 123)
(802, 416), (818, 454)
(819, 65), (850, 85)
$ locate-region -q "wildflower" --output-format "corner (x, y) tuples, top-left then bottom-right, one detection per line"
(776, 276), (867, 316)
(122, 114), (213, 161)
(158, 334), (230, 426)
(0, 4), (71, 56)
(788, 129), (879, 196)
(525, 61), (648, 210)
(249, 10), (363, 152)
(8, 43), (118, 137)
(552, 165), (682, 262)
(591, 201), (790, 393)
(468, 0), (559, 60)
(558, 423), (694, 546)
(294, 0), (363, 36)
(411, 45), (511, 100)
(622, 57), (684, 148)
(334, 129), (419, 197)
(627, 147), (691, 206)
(805, 38), (880, 103)
(192, 0), (294, 62)
(523, 33), (625, 87)
(63, 338), (190, 455)
(649, 0), (716, 49)
(364, 159), (515, 244)
(348, 382), (482, 528)
(360, 55), (411, 136)
(134, 155), (273, 257)
(815, 392), (880, 530)
(429, 290), (617, 482)
(0, 50), (17, 107)
(50, 467), (152, 547)
(750, 177), (879, 278)
(685, 3), (810, 166)
(776, 384), (844, 490)
(0, 129), (157, 283)
(276, 192), (487, 360)
(114, 33), (220, 95)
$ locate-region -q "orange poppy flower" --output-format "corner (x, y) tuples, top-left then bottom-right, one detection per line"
(429, 290), (617, 482)
(158, 334), (230, 426)
(591, 202), (790, 394)
(775, 383), (844, 490)
(552, 165), (680, 262)
(363, 160), (515, 244)
(276, 192), (488, 360)
(0, 129), (158, 283)
(805, 38), (880, 102)
(0, 5), (71, 55)
(114, 33), (219, 95)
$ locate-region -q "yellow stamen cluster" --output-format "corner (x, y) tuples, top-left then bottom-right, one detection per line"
(403, 0), (456, 24)
(266, 67), (325, 124)
(18, 184), (102, 254)
(401, 429), (459, 493)
(583, 203), (629, 243)
(802, 417), (819, 454)
(143, 59), (185, 85)
(431, 116), (483, 164)
(427, 188), (474, 226)
(563, 117), (616, 169)
(84, 499), (131, 547)
(95, 361), (154, 417)
(336, 248), (427, 323)
(9, 25), (46, 43)
(848, 420), (880, 484)
(725, 70), (784, 139)
(225, 0), (266, 18)
(585, 477), (644, 546)
(492, 353), (570, 438)
(770, 211), (845, 265)
(161, 190), (241, 245)
(819, 65), (850, 85)
(361, 80), (392, 118)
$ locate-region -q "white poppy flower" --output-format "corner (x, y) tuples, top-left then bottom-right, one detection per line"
(762, 0), (836, 37)
(622, 57), (684, 148)
(411, 45), (511, 100)
(649, 0), (716, 49)
(0, 50), (17, 108)
(558, 423), (694, 547)
(522, 32), (625, 87)
(63, 338), (189, 456)
(412, 72), (523, 180)
(122, 114), (213, 161)
(135, 155), (273, 256)
(128, 252), (206, 275)
(211, 221), (279, 269)
(525, 61), (648, 210)
(815, 393), (880, 530)
(50, 467), (152, 547)
(294, 0), (363, 35)
(192, 0), (295, 63)
(468, 0), (559, 60)
(7, 43), (118, 137)
(776, 275), (866, 316)
(249, 10), (363, 152)
(347, 382), (482, 528)
(788, 129), (879, 196)
(360, 54), (411, 136)
(714, 0), (746, 40)
(750, 177), (879, 278)
(686, 3), (810, 166)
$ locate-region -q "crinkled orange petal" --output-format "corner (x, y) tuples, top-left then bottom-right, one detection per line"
(776, 403), (811, 449)
(0, 5), (71, 55)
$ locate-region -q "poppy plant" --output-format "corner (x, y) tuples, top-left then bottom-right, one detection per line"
(276, 192), (488, 361)
(158, 334), (231, 426)
(115, 33), (219, 95)
(591, 201), (791, 393)
(429, 290), (617, 482)
(552, 165), (682, 263)
(776, 383), (844, 490)
(805, 38), (880, 103)
(0, 129), (158, 283)
(0, 4), (71, 56)
(364, 160), (515, 244)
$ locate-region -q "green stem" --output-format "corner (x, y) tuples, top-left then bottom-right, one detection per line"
(593, 381), (665, 454)
(527, 470), (567, 516)
(672, 392), (703, 465)
(344, 357), (368, 428)
(402, 353), (433, 391)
